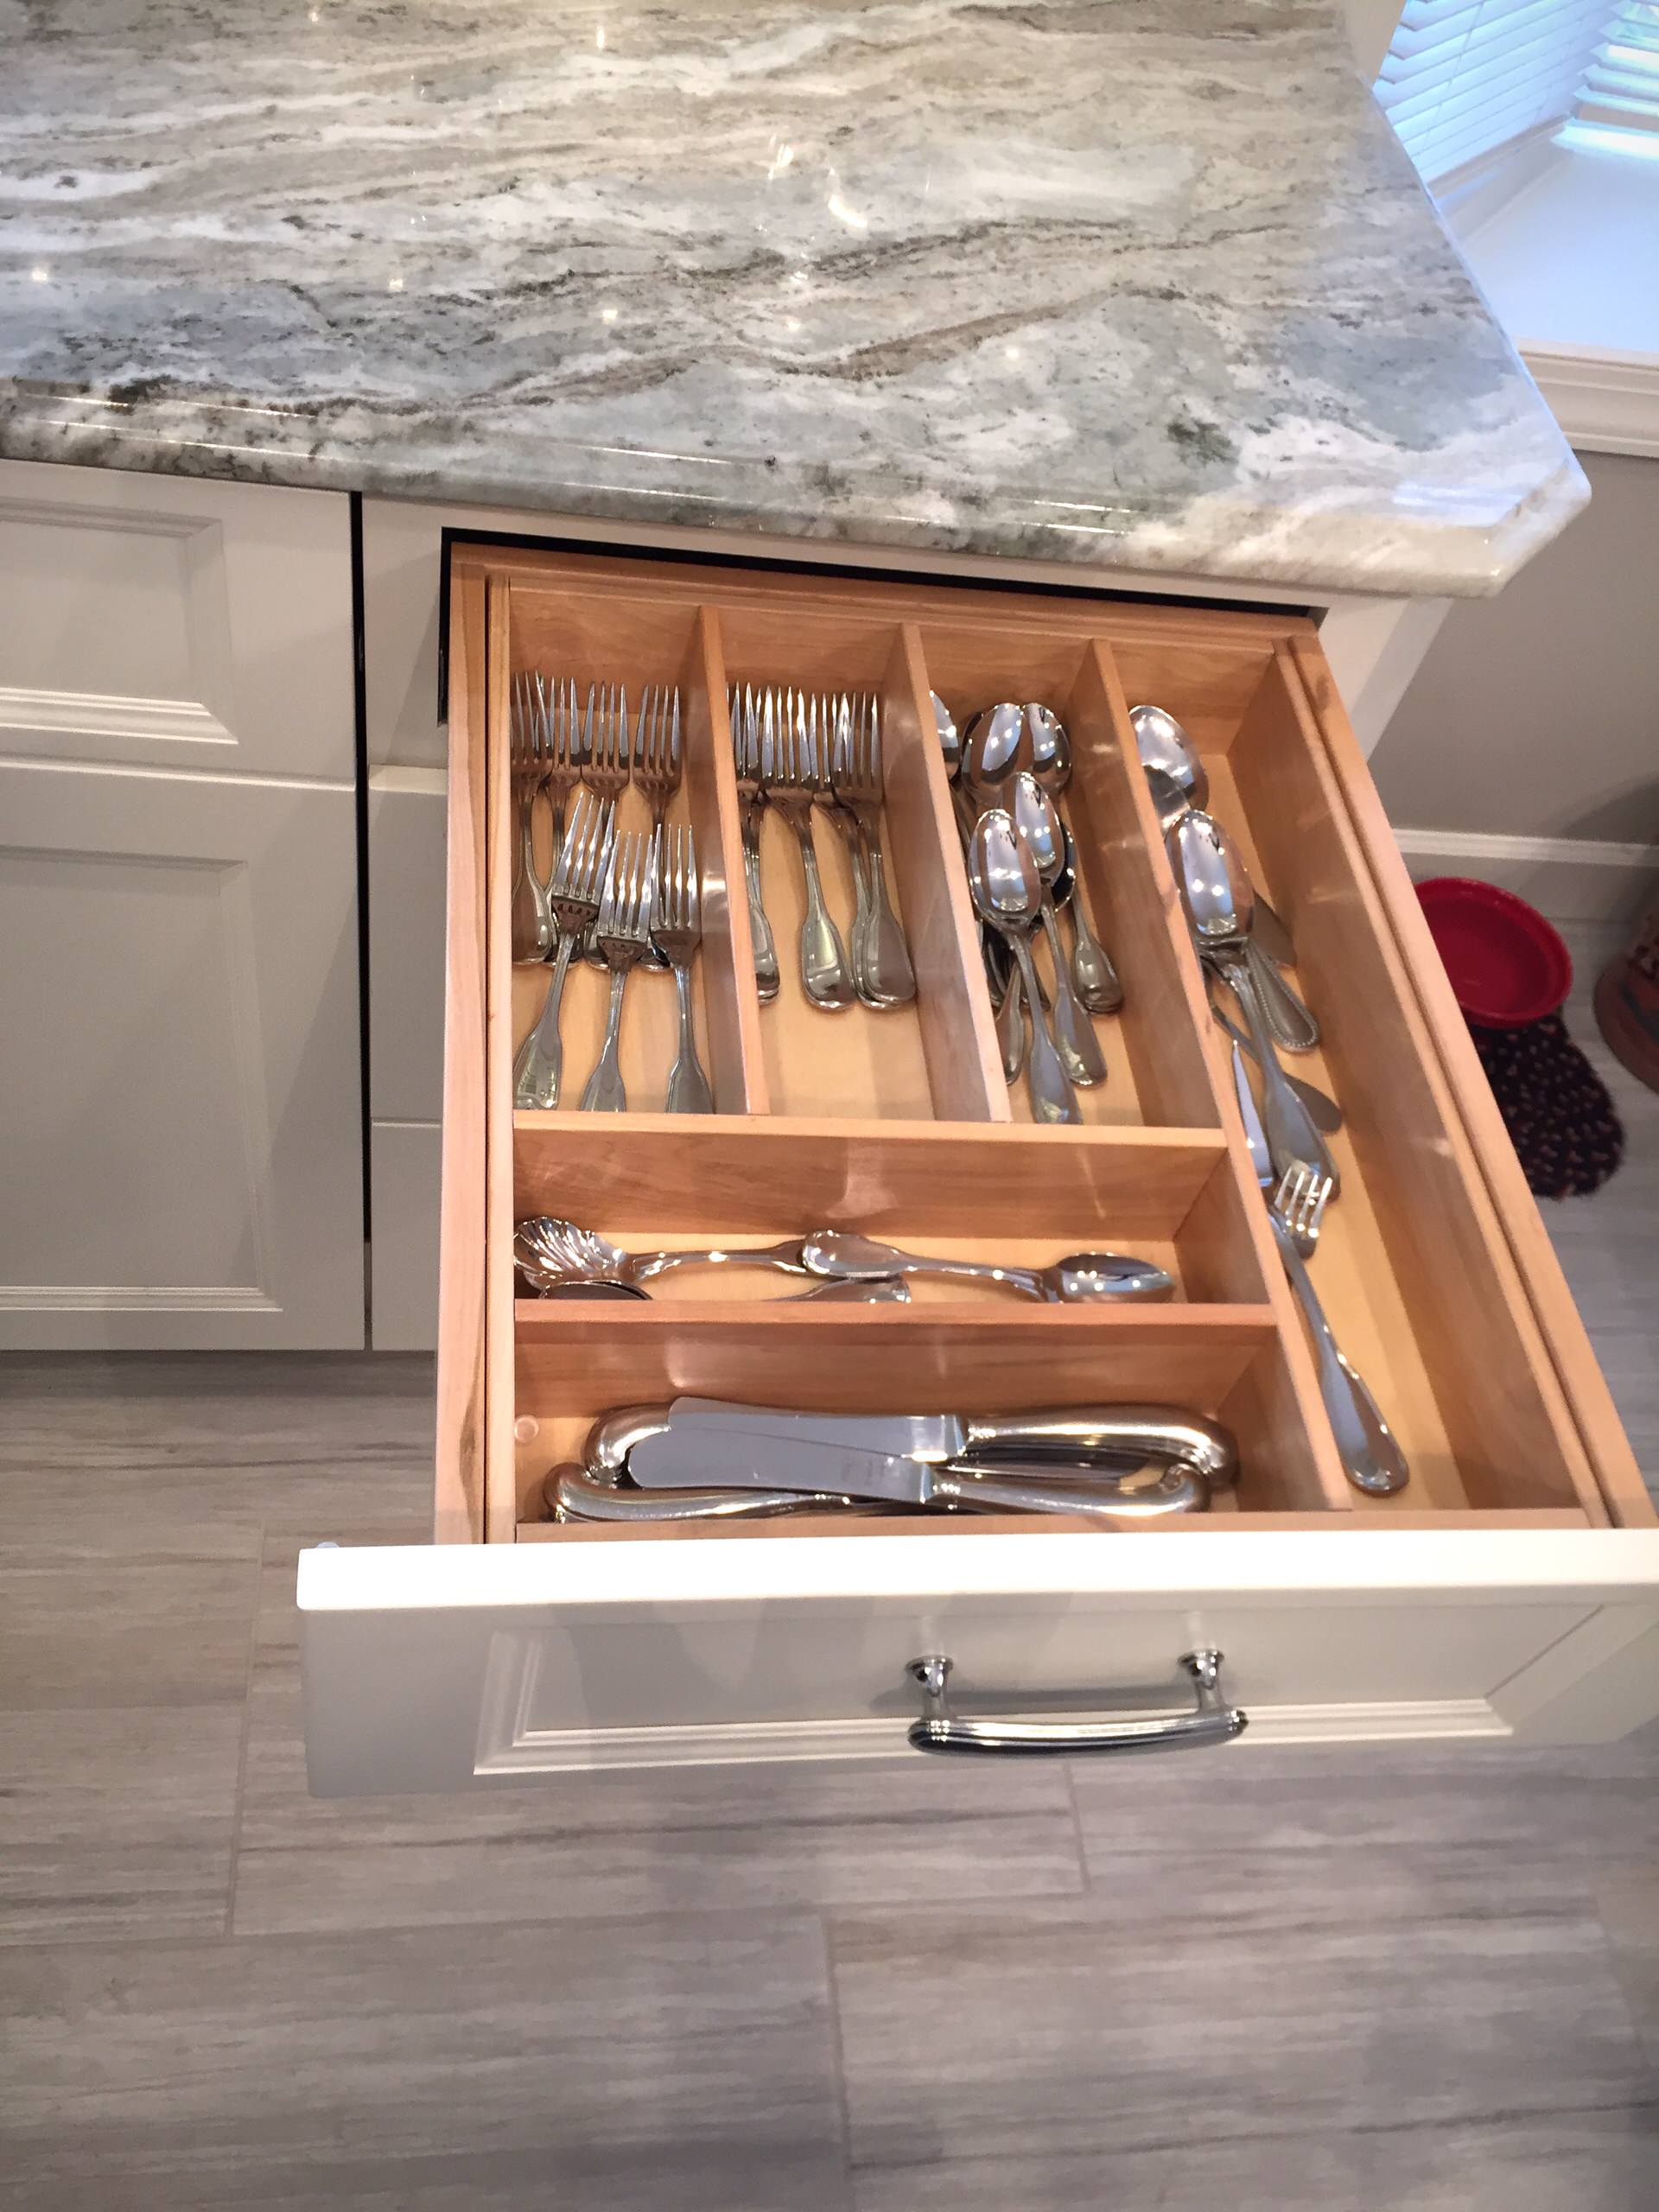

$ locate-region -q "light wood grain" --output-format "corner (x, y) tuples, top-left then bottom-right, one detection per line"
(695, 608), (771, 1114)
(432, 563), (489, 1545)
(511, 1116), (1229, 1237)
(1288, 632), (1656, 1532)
(717, 602), (940, 1119)
(888, 624), (1006, 1118)
(1088, 637), (1353, 1510)
(437, 542), (1648, 1548)
(483, 576), (520, 1543)
(1232, 650), (1614, 1521)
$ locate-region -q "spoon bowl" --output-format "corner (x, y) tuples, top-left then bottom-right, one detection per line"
(1131, 704), (1210, 814)
(967, 808), (1043, 931)
(931, 692), (961, 780)
(961, 702), (1031, 808)
(1025, 703), (1071, 794)
(1169, 808), (1254, 946)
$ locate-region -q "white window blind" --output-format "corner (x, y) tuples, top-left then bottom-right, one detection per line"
(1376, 0), (1611, 182)
(1573, 3), (1659, 143)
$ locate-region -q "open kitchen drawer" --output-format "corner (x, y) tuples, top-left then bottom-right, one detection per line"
(301, 546), (1659, 1795)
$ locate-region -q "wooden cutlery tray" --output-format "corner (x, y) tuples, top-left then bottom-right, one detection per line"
(441, 543), (1652, 1548)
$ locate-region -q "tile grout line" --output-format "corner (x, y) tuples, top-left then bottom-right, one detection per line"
(817, 1910), (861, 2208)
(1063, 1758), (1093, 1891)
(222, 1526), (264, 1940)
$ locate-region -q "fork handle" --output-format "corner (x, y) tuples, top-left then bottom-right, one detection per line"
(581, 968), (631, 1114)
(856, 815), (917, 1008)
(1270, 1217), (1409, 1496)
(513, 934), (578, 1109)
(741, 810), (780, 1001)
(791, 817), (855, 1009)
(511, 796), (552, 963)
(665, 962), (715, 1115)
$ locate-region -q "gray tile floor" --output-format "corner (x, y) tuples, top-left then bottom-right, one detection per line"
(4, 924), (1658, 2209)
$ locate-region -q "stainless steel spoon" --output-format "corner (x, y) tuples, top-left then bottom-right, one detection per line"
(1022, 705), (1122, 1014)
(800, 1229), (1174, 1302)
(1132, 703), (1297, 968)
(967, 811), (1080, 1125)
(1168, 810), (1338, 1189)
(961, 702), (1031, 810)
(1012, 772), (1105, 1086)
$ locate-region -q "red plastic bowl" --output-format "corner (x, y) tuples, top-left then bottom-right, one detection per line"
(1415, 877), (1572, 1028)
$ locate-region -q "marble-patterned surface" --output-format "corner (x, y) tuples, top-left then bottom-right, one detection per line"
(0, 0), (1586, 595)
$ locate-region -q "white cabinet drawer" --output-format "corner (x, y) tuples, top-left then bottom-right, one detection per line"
(302, 543), (1659, 1793)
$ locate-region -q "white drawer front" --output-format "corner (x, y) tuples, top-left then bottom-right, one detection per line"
(299, 1529), (1659, 1794)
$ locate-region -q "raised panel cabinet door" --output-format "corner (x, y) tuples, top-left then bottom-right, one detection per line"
(0, 761), (364, 1348)
(0, 458), (353, 781)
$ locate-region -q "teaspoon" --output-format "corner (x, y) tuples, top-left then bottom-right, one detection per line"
(1011, 772), (1105, 1085)
(1023, 703), (1122, 1014)
(1131, 702), (1298, 969)
(967, 810), (1080, 1125)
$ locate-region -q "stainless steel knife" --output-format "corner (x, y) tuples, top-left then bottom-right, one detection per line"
(1232, 1038), (1273, 1187)
(625, 1429), (1208, 1518)
(664, 1398), (1238, 1489)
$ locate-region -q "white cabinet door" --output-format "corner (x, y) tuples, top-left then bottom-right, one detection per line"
(0, 761), (363, 1347)
(0, 458), (354, 781)
(299, 1528), (1659, 1794)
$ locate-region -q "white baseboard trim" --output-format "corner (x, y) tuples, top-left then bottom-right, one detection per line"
(1520, 343), (1659, 460)
(1391, 827), (1657, 923)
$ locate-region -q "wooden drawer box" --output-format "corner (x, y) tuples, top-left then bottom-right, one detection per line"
(300, 545), (1659, 1795)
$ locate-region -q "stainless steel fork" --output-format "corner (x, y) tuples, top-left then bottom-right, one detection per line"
(537, 673), (588, 862)
(832, 691), (916, 1008)
(653, 822), (714, 1114)
(732, 685), (780, 1001)
(584, 683), (632, 806)
(767, 687), (855, 1008)
(508, 671), (552, 963)
(580, 829), (655, 1113)
(632, 686), (683, 830)
(513, 792), (615, 1109)
(1268, 1162), (1409, 1497)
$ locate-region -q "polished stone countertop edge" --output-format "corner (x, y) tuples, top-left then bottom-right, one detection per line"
(0, 398), (1590, 601)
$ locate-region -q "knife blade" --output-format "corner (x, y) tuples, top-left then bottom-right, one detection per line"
(668, 1399), (967, 1462)
(666, 1399), (1236, 1487)
(625, 1429), (1207, 1519)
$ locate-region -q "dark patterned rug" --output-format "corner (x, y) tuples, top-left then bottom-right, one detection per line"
(1471, 1014), (1624, 1200)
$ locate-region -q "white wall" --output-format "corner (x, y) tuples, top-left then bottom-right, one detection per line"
(1459, 140), (1659, 357)
(1370, 450), (1659, 848)
(1340, 0), (1402, 79)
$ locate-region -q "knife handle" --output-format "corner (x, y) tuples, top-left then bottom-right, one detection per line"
(935, 1459), (1206, 1520)
(960, 1408), (1237, 1490)
(549, 1466), (860, 1522)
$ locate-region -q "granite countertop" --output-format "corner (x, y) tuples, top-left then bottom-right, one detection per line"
(0, 0), (1587, 596)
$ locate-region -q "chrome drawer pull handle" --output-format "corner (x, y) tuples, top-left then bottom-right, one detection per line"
(906, 1649), (1246, 1758)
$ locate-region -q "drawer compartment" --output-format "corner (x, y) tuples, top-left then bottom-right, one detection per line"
(299, 546), (1659, 1794)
